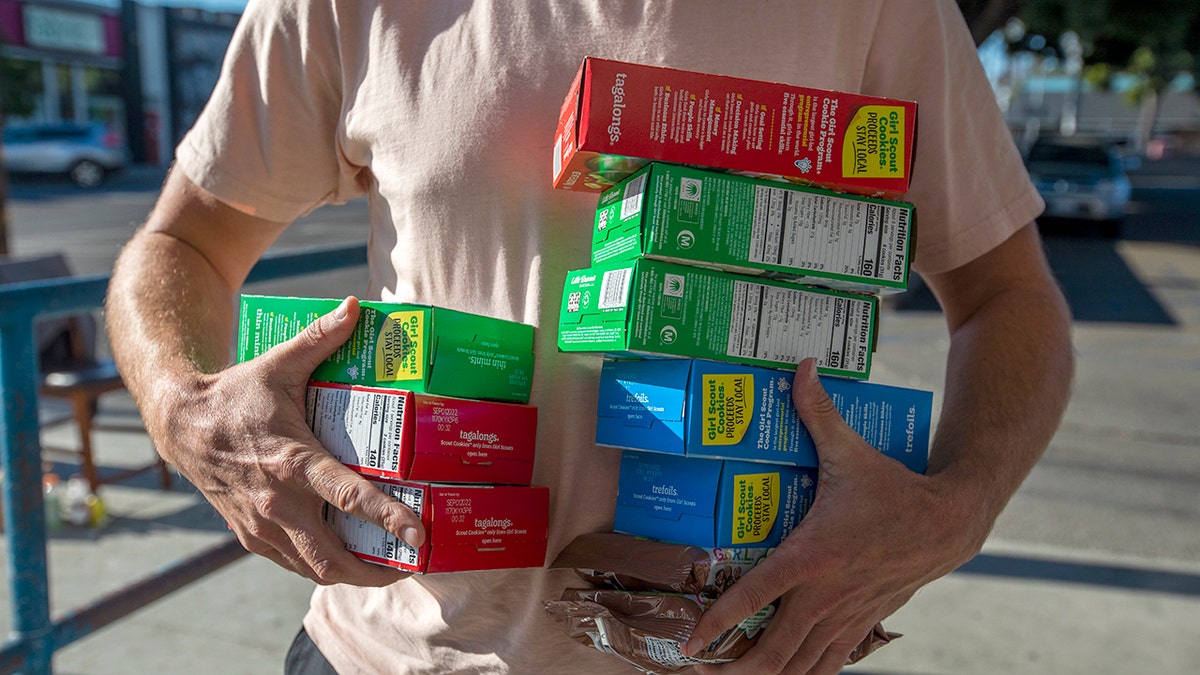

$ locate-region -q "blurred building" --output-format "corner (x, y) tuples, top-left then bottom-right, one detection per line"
(0, 0), (240, 165)
(1006, 84), (1200, 157)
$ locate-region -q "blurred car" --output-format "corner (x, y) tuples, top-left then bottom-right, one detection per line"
(1025, 136), (1132, 236)
(2, 122), (126, 188)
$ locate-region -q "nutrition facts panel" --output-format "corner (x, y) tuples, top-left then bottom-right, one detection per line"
(748, 185), (906, 280)
(726, 282), (873, 376)
(385, 483), (425, 568)
(326, 481), (424, 568)
(306, 385), (405, 476)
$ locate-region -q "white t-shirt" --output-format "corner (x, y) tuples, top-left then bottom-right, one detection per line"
(176, 1), (1043, 672)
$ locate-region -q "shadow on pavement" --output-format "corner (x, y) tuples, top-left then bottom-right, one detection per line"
(894, 234), (1176, 325)
(958, 552), (1200, 598)
(897, 154), (1200, 324)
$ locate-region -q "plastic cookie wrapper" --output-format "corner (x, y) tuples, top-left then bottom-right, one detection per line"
(545, 588), (901, 674)
(548, 532), (772, 599)
(545, 588), (773, 674)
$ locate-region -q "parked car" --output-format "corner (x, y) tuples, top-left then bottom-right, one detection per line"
(2, 122), (126, 188)
(1024, 136), (1132, 237)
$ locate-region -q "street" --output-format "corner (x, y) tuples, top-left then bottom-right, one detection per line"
(2, 160), (1199, 673)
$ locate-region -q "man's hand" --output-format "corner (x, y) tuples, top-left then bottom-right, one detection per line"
(684, 358), (986, 674)
(153, 296), (425, 586)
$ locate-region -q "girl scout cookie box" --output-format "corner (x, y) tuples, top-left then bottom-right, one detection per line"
(552, 56), (916, 198)
(238, 295), (534, 403)
(592, 163), (916, 294)
(306, 383), (538, 485)
(596, 358), (931, 473)
(614, 449), (816, 549)
(557, 258), (878, 380)
(326, 478), (550, 574)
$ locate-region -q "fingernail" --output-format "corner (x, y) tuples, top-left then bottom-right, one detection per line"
(401, 526), (422, 549)
(334, 298), (350, 321)
(804, 357), (820, 384)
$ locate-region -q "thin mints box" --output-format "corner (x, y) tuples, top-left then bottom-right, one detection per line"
(238, 295), (534, 402)
(592, 163), (915, 294)
(557, 258), (878, 379)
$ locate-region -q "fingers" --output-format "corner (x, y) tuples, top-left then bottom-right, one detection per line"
(261, 296), (361, 380)
(226, 467), (416, 586)
(684, 549), (806, 662)
(282, 513), (408, 587)
(304, 453), (427, 550)
(255, 452), (425, 586)
(690, 606), (881, 675)
(795, 620), (879, 675)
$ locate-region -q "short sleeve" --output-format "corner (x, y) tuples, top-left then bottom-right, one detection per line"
(862, 0), (1044, 275)
(174, 0), (367, 222)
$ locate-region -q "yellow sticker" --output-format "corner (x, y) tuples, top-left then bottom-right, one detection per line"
(375, 311), (424, 381)
(732, 472), (780, 544)
(701, 374), (753, 446)
(843, 105), (906, 178)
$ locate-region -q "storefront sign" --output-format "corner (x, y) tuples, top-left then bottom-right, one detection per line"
(23, 5), (106, 55)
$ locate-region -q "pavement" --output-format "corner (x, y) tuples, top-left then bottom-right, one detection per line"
(1, 161), (1199, 674)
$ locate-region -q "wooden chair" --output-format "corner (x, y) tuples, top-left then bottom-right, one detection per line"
(1, 253), (171, 494)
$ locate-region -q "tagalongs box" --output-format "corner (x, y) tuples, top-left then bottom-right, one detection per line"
(553, 57), (917, 197)
(307, 383), (538, 484)
(326, 479), (550, 574)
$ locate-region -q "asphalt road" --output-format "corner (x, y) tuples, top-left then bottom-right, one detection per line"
(3, 159), (1199, 674)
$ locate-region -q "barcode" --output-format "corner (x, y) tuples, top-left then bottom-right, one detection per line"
(599, 268), (633, 310)
(620, 173), (647, 220)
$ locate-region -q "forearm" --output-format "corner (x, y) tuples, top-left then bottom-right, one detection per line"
(925, 231), (1075, 545)
(106, 230), (237, 417)
(105, 170), (288, 442)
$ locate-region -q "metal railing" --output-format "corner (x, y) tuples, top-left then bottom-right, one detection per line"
(0, 242), (367, 674)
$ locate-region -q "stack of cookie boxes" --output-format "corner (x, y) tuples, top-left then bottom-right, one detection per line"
(553, 57), (935, 553)
(236, 294), (550, 574)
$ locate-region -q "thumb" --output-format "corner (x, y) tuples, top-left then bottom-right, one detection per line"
(792, 357), (861, 458)
(264, 296), (360, 379)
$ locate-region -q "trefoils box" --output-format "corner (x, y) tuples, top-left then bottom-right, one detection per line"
(596, 358), (931, 473)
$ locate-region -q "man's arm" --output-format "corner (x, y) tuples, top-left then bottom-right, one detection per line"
(685, 222), (1074, 673)
(106, 170), (424, 586)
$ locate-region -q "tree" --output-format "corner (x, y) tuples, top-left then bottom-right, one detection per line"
(1008, 0), (1200, 148)
(958, 0), (1026, 46)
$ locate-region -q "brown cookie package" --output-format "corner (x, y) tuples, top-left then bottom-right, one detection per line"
(544, 532), (898, 673)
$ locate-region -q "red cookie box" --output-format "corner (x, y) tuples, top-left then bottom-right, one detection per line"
(307, 382), (538, 485)
(553, 56), (917, 198)
(326, 479), (550, 574)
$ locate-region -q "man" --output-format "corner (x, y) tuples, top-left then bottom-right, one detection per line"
(105, 1), (1073, 673)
